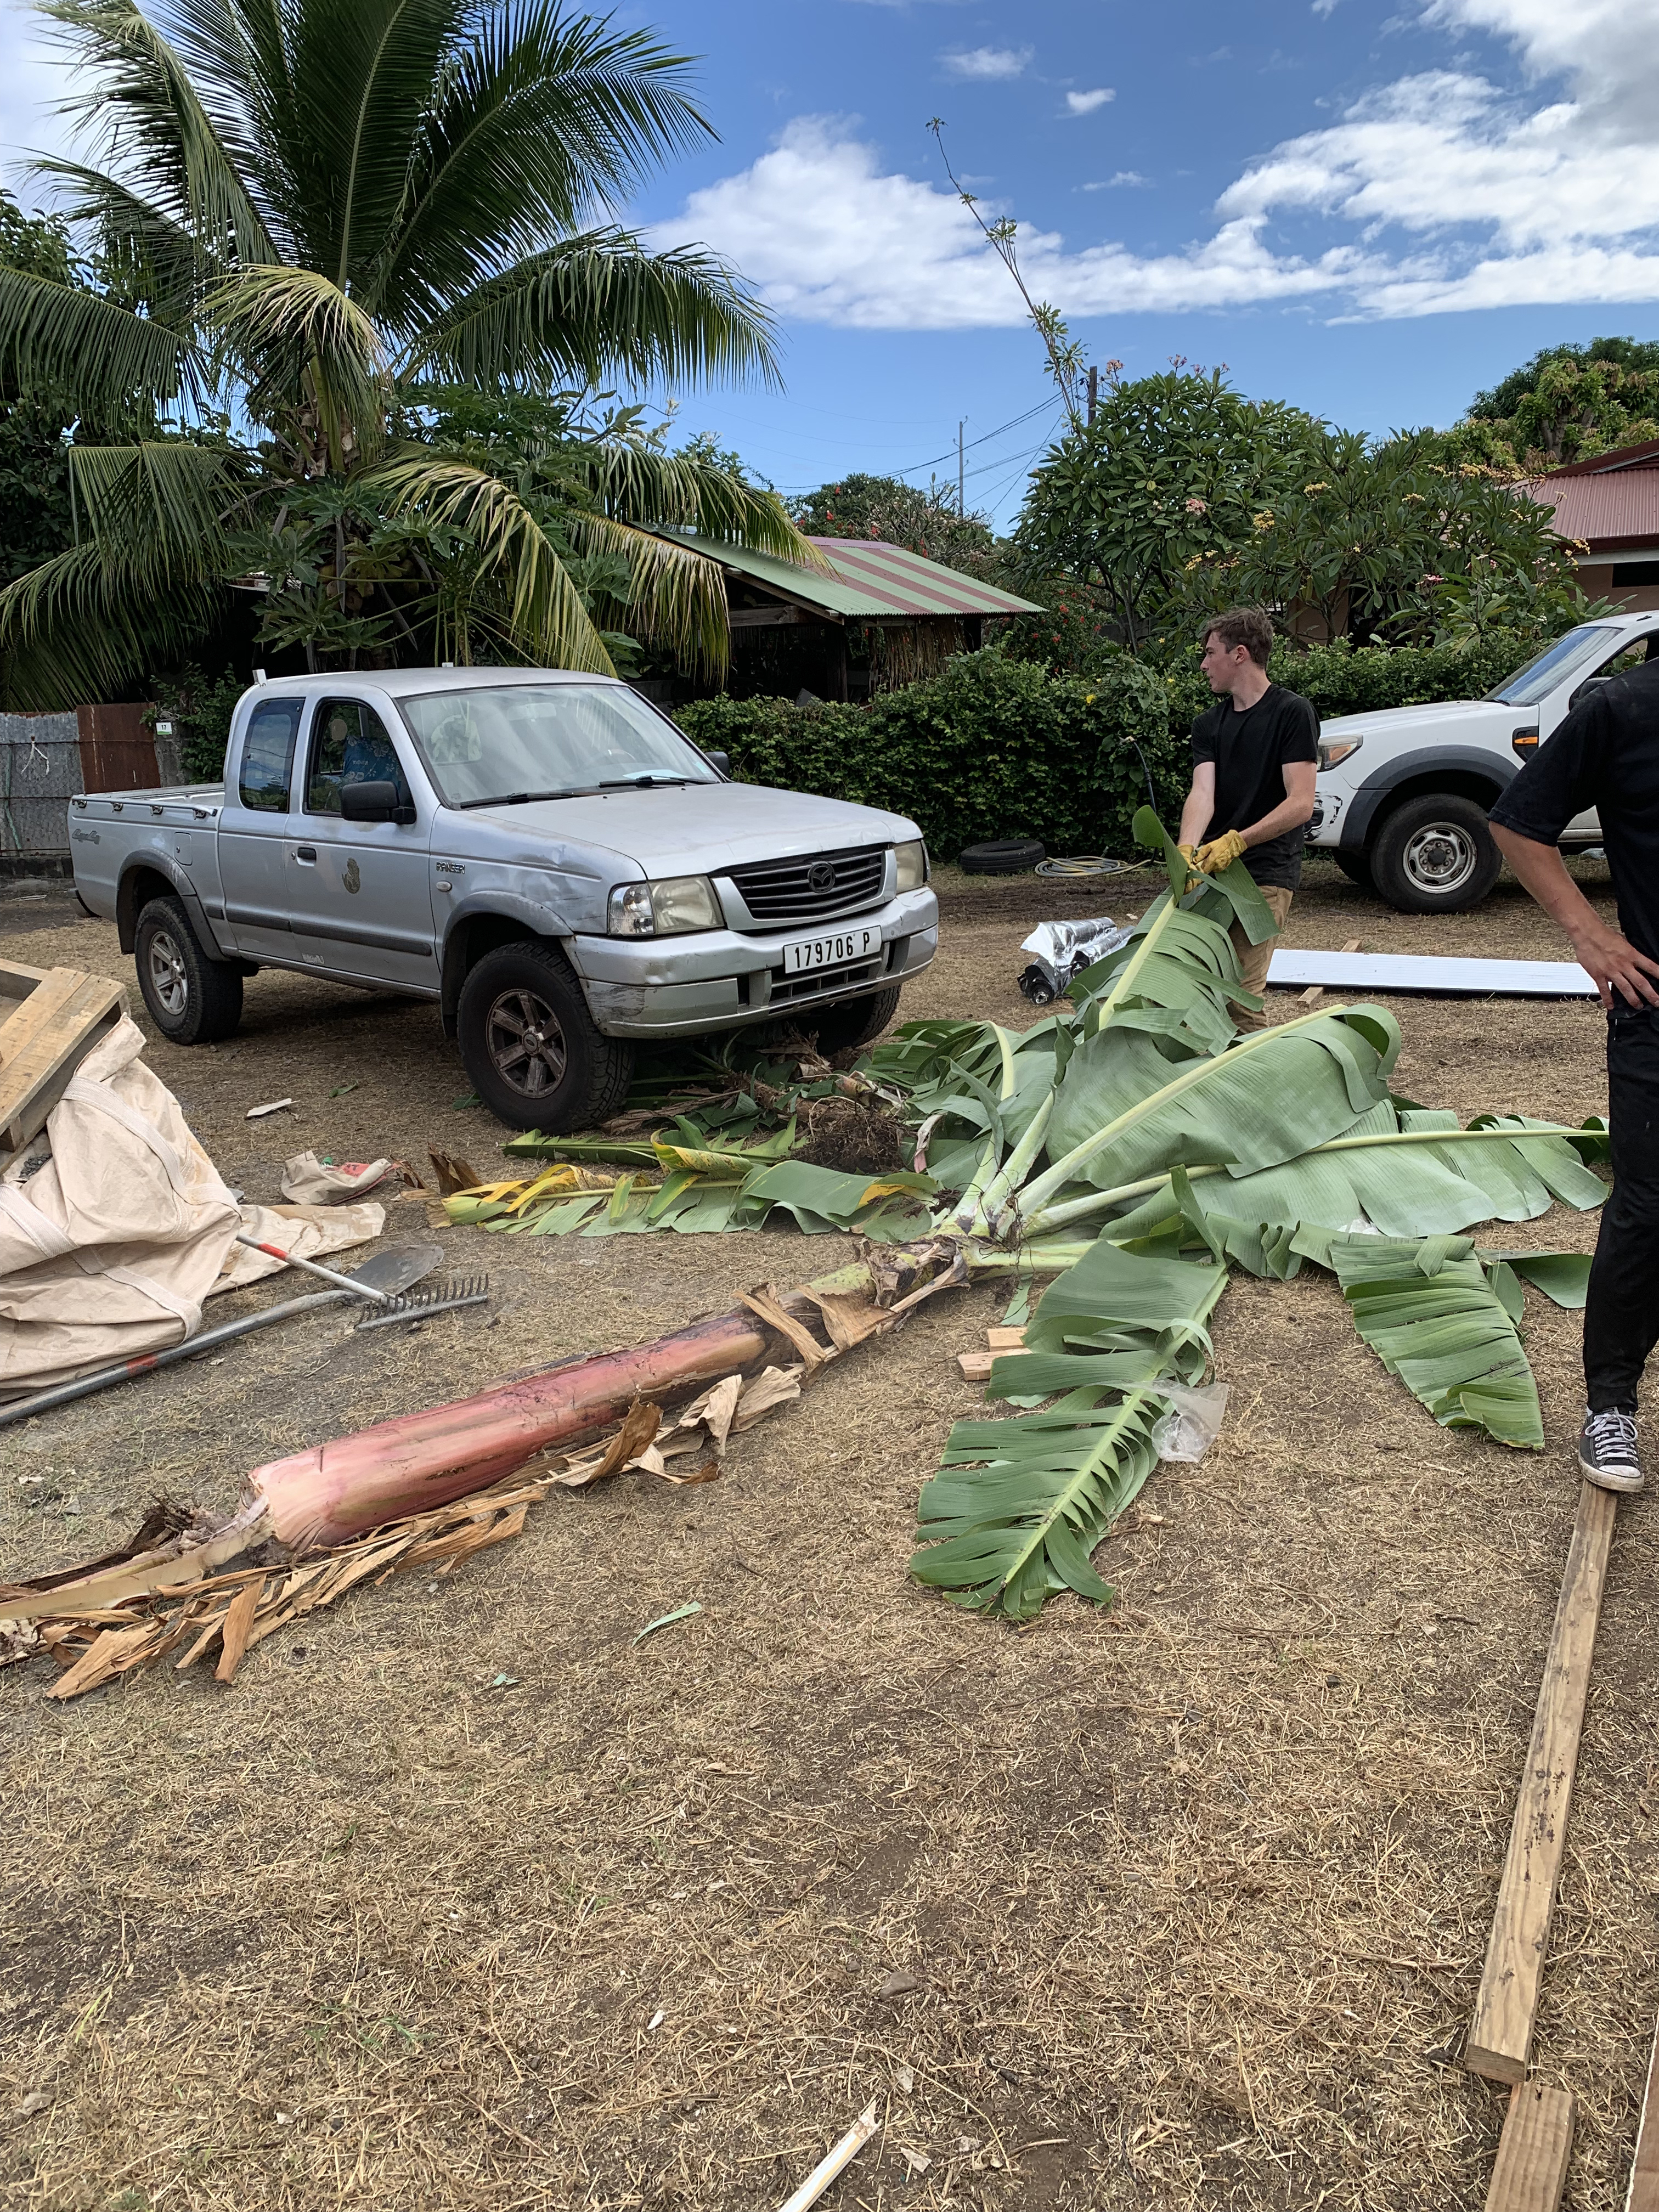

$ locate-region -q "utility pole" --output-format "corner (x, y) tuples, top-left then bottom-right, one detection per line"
(958, 420), (966, 514)
(1087, 365), (1098, 427)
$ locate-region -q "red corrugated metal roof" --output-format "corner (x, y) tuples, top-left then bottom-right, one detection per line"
(808, 538), (1040, 617)
(1531, 468), (1659, 554)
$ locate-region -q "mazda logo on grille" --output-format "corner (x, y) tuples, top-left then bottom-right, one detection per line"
(807, 861), (837, 891)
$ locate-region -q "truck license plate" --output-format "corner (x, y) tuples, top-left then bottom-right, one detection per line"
(781, 926), (880, 974)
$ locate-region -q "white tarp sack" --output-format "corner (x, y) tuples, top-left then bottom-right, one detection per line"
(0, 1016), (383, 1394)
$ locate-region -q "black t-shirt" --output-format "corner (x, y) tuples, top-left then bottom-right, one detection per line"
(1488, 659), (1659, 963)
(1190, 684), (1319, 891)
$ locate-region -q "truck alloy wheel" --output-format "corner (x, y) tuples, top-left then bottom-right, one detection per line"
(132, 894), (244, 1044)
(484, 986), (568, 1098)
(456, 939), (633, 1131)
(146, 925), (190, 1020)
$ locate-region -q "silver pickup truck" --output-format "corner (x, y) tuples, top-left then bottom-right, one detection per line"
(69, 668), (938, 1130)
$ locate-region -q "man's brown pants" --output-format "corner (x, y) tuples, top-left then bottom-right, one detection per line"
(1227, 884), (1294, 1034)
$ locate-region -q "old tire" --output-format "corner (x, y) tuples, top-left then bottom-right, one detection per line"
(1369, 793), (1501, 913)
(959, 837), (1045, 875)
(134, 895), (244, 1045)
(1334, 849), (1375, 891)
(805, 985), (902, 1055)
(458, 939), (634, 1132)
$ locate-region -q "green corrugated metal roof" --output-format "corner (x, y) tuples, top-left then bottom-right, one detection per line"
(664, 532), (1044, 619)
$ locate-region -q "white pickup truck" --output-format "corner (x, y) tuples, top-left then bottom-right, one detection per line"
(1306, 608), (1659, 911)
(68, 668), (938, 1131)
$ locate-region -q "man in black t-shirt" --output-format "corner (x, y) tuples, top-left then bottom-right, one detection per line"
(1177, 607), (1319, 1032)
(1489, 653), (1659, 1494)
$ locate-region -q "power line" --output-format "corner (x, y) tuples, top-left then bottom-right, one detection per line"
(888, 394), (1065, 483)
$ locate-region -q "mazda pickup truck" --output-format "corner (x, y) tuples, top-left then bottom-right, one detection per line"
(1306, 608), (1659, 911)
(69, 668), (938, 1130)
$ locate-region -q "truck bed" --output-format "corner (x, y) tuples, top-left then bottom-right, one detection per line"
(70, 782), (228, 924)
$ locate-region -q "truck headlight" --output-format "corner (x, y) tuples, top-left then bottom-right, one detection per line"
(607, 875), (723, 937)
(894, 839), (929, 891)
(1318, 737), (1363, 769)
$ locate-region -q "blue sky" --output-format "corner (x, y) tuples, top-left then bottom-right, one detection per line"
(4, 0), (1658, 525)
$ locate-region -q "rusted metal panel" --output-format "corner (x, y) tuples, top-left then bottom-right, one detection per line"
(76, 702), (160, 795)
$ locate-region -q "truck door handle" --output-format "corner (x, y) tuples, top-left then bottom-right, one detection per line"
(295, 845), (317, 864)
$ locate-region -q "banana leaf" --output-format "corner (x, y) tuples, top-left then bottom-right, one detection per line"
(1328, 1234), (1545, 1449)
(909, 1240), (1228, 1621)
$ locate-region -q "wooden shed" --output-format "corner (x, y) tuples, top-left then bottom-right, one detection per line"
(669, 533), (1044, 701)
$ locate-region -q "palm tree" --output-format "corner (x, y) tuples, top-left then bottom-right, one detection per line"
(0, 0), (810, 705)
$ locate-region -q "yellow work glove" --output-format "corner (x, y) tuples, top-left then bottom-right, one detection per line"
(1176, 842), (1203, 887)
(1195, 828), (1248, 876)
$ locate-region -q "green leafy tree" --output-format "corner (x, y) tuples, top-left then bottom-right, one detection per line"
(1178, 429), (1593, 647)
(1448, 339), (1659, 473)
(0, 0), (811, 708)
(1011, 367), (1325, 651)
(788, 473), (1002, 580)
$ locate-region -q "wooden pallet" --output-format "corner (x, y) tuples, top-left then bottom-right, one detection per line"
(0, 958), (127, 1160)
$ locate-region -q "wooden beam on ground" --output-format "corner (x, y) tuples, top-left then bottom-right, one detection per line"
(1295, 940), (1363, 1009)
(1468, 1480), (1620, 2083)
(1624, 2011), (1659, 2210)
(1485, 2083), (1575, 2212)
(0, 961), (127, 1155)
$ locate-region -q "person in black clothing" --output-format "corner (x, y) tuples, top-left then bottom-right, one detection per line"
(1489, 648), (1659, 1492)
(1177, 607), (1319, 1032)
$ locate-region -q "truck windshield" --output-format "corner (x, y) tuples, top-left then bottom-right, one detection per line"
(399, 683), (716, 809)
(1485, 624), (1623, 707)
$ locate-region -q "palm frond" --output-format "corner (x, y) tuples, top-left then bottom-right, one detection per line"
(0, 267), (207, 415)
(370, 8), (716, 325)
(34, 0), (275, 262)
(404, 232), (779, 394)
(563, 513), (730, 678)
(0, 542), (219, 711)
(25, 158), (208, 325)
(910, 1241), (1228, 1620)
(368, 452), (613, 672)
(68, 441), (240, 569)
(202, 263), (388, 461)
(1329, 1234), (1545, 1449)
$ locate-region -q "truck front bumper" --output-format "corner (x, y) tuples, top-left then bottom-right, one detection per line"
(568, 888), (939, 1039)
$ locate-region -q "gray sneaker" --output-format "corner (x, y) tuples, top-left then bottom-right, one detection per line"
(1579, 1408), (1644, 1493)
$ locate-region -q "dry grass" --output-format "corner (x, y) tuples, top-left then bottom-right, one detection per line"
(2, 857), (1655, 2211)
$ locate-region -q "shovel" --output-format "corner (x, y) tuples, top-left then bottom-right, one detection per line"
(0, 1244), (447, 1431)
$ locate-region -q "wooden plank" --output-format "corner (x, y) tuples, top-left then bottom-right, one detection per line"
(0, 966), (127, 1151)
(1486, 2082), (1574, 2212)
(958, 1351), (995, 1382)
(1468, 1481), (1620, 2082)
(986, 1327), (1027, 1352)
(1625, 2010), (1659, 2211)
(0, 958), (49, 1004)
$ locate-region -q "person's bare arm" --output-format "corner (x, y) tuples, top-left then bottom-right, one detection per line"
(1178, 762), (1215, 849)
(1491, 821), (1659, 1008)
(1240, 759), (1317, 849)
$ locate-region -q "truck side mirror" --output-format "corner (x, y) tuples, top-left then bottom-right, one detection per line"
(342, 780), (415, 826)
(705, 749), (730, 777)
(1568, 675), (1611, 711)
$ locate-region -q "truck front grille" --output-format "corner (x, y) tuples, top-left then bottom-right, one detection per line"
(727, 844), (886, 924)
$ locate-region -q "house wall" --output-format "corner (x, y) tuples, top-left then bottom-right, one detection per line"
(1576, 558), (1659, 614)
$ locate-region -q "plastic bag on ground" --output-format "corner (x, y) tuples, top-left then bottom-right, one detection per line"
(280, 1150), (411, 1205)
(1150, 1379), (1230, 1462)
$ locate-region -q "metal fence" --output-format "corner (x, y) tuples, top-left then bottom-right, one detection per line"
(0, 713), (82, 858)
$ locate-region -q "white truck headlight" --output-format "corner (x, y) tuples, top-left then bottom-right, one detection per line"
(894, 839), (929, 891)
(1318, 737), (1363, 770)
(607, 875), (723, 936)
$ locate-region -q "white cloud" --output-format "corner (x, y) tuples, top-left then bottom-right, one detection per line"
(651, 1), (1659, 325)
(1083, 171), (1149, 189)
(942, 45), (1031, 80)
(1064, 88), (1114, 115)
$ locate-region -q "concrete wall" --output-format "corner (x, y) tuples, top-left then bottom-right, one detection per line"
(0, 712), (82, 859)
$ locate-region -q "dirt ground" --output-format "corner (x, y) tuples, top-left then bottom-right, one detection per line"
(1, 855), (1653, 2212)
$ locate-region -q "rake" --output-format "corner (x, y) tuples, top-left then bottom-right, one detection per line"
(235, 1235), (491, 1327)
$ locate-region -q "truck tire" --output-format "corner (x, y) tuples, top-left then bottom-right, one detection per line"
(134, 895), (244, 1045)
(1334, 850), (1374, 891)
(960, 837), (1045, 875)
(458, 939), (634, 1133)
(806, 985), (902, 1056)
(1368, 793), (1501, 914)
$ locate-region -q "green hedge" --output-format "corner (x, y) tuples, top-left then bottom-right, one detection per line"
(679, 652), (1187, 862)
(1157, 629), (1539, 738)
(679, 630), (1545, 862)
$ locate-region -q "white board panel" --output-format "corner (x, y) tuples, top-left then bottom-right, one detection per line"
(1266, 949), (1598, 997)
